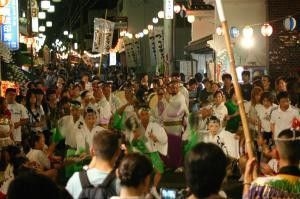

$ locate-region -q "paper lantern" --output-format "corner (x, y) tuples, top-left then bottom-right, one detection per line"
(174, 5), (181, 13)
(143, 29), (149, 35)
(230, 26), (240, 38)
(39, 26), (46, 32)
(152, 17), (158, 24)
(243, 26), (254, 38)
(158, 11), (164, 19)
(38, 11), (46, 19)
(52, 0), (62, 2)
(283, 17), (297, 31)
(139, 32), (144, 38)
(68, 33), (73, 39)
(46, 21), (52, 27)
(48, 5), (55, 13)
(135, 34), (139, 39)
(41, 0), (50, 10)
(63, 30), (68, 35)
(0, 0), (9, 7)
(216, 26), (223, 36)
(148, 25), (153, 31)
(261, 24), (273, 37)
(187, 15), (195, 23)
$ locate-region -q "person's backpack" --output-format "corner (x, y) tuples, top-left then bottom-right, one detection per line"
(78, 169), (117, 199)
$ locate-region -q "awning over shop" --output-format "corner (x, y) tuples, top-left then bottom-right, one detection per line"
(184, 34), (213, 54)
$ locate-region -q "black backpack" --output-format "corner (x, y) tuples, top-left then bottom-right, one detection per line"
(78, 169), (117, 199)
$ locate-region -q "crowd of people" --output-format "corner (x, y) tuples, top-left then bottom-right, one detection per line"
(0, 65), (299, 199)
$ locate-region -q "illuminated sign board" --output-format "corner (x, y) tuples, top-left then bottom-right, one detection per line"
(0, 0), (19, 50)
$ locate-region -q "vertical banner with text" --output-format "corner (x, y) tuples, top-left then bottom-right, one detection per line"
(0, 0), (19, 50)
(92, 18), (115, 54)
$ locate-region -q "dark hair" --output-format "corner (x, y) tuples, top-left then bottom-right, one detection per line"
(7, 173), (61, 199)
(275, 76), (286, 86)
(29, 132), (43, 149)
(213, 90), (223, 98)
(185, 143), (227, 198)
(0, 96), (6, 113)
(242, 70), (250, 77)
(195, 73), (203, 83)
(207, 115), (221, 125)
(92, 130), (120, 160)
(188, 78), (197, 86)
(260, 92), (274, 104)
(5, 88), (17, 95)
(222, 73), (232, 81)
(276, 91), (289, 102)
(276, 129), (300, 165)
(34, 88), (44, 95)
(229, 88), (235, 99)
(262, 75), (271, 82)
(25, 89), (37, 109)
(118, 153), (153, 187)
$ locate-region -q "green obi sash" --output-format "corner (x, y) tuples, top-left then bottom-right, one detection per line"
(131, 138), (164, 173)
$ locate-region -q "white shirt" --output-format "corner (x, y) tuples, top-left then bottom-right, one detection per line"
(26, 148), (50, 169)
(203, 128), (239, 159)
(162, 92), (189, 135)
(270, 106), (299, 137)
(212, 102), (228, 123)
(256, 104), (277, 132)
(75, 122), (105, 153)
(7, 102), (29, 142)
(179, 84), (189, 108)
(58, 115), (82, 148)
(144, 122), (168, 156)
(96, 97), (112, 126)
(66, 168), (119, 199)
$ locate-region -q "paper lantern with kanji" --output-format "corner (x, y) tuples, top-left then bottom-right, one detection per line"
(283, 17), (297, 31)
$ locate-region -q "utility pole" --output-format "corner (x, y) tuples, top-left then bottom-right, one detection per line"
(163, 0), (174, 76)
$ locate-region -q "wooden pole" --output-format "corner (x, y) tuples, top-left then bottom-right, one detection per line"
(215, 0), (255, 159)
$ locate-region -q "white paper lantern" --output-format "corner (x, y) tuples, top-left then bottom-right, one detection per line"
(63, 30), (68, 35)
(52, 0), (62, 2)
(148, 25), (154, 31)
(261, 24), (273, 37)
(230, 26), (240, 38)
(68, 33), (73, 39)
(139, 32), (144, 38)
(46, 21), (52, 27)
(39, 26), (46, 32)
(38, 11), (46, 19)
(174, 5), (181, 13)
(135, 34), (140, 39)
(48, 5), (55, 13)
(127, 33), (133, 39)
(187, 15), (195, 23)
(283, 17), (297, 31)
(41, 0), (50, 10)
(243, 26), (254, 38)
(158, 11), (164, 19)
(152, 17), (159, 24)
(216, 26), (223, 36)
(143, 29), (149, 35)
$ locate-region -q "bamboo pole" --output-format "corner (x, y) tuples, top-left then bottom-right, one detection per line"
(215, 0), (255, 159)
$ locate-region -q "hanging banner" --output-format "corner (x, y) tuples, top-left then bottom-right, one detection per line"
(0, 0), (19, 50)
(153, 26), (164, 71)
(92, 18), (115, 54)
(124, 38), (141, 67)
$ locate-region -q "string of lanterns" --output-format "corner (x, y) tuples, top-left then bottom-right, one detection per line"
(120, 4), (195, 39)
(217, 16), (297, 38)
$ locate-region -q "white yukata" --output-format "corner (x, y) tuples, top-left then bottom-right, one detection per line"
(95, 97), (112, 126)
(144, 122), (168, 156)
(74, 121), (105, 153)
(203, 128), (239, 159)
(58, 115), (83, 148)
(212, 102), (228, 123)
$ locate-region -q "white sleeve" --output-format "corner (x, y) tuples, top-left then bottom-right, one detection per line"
(37, 151), (51, 169)
(21, 104), (29, 119)
(75, 129), (85, 152)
